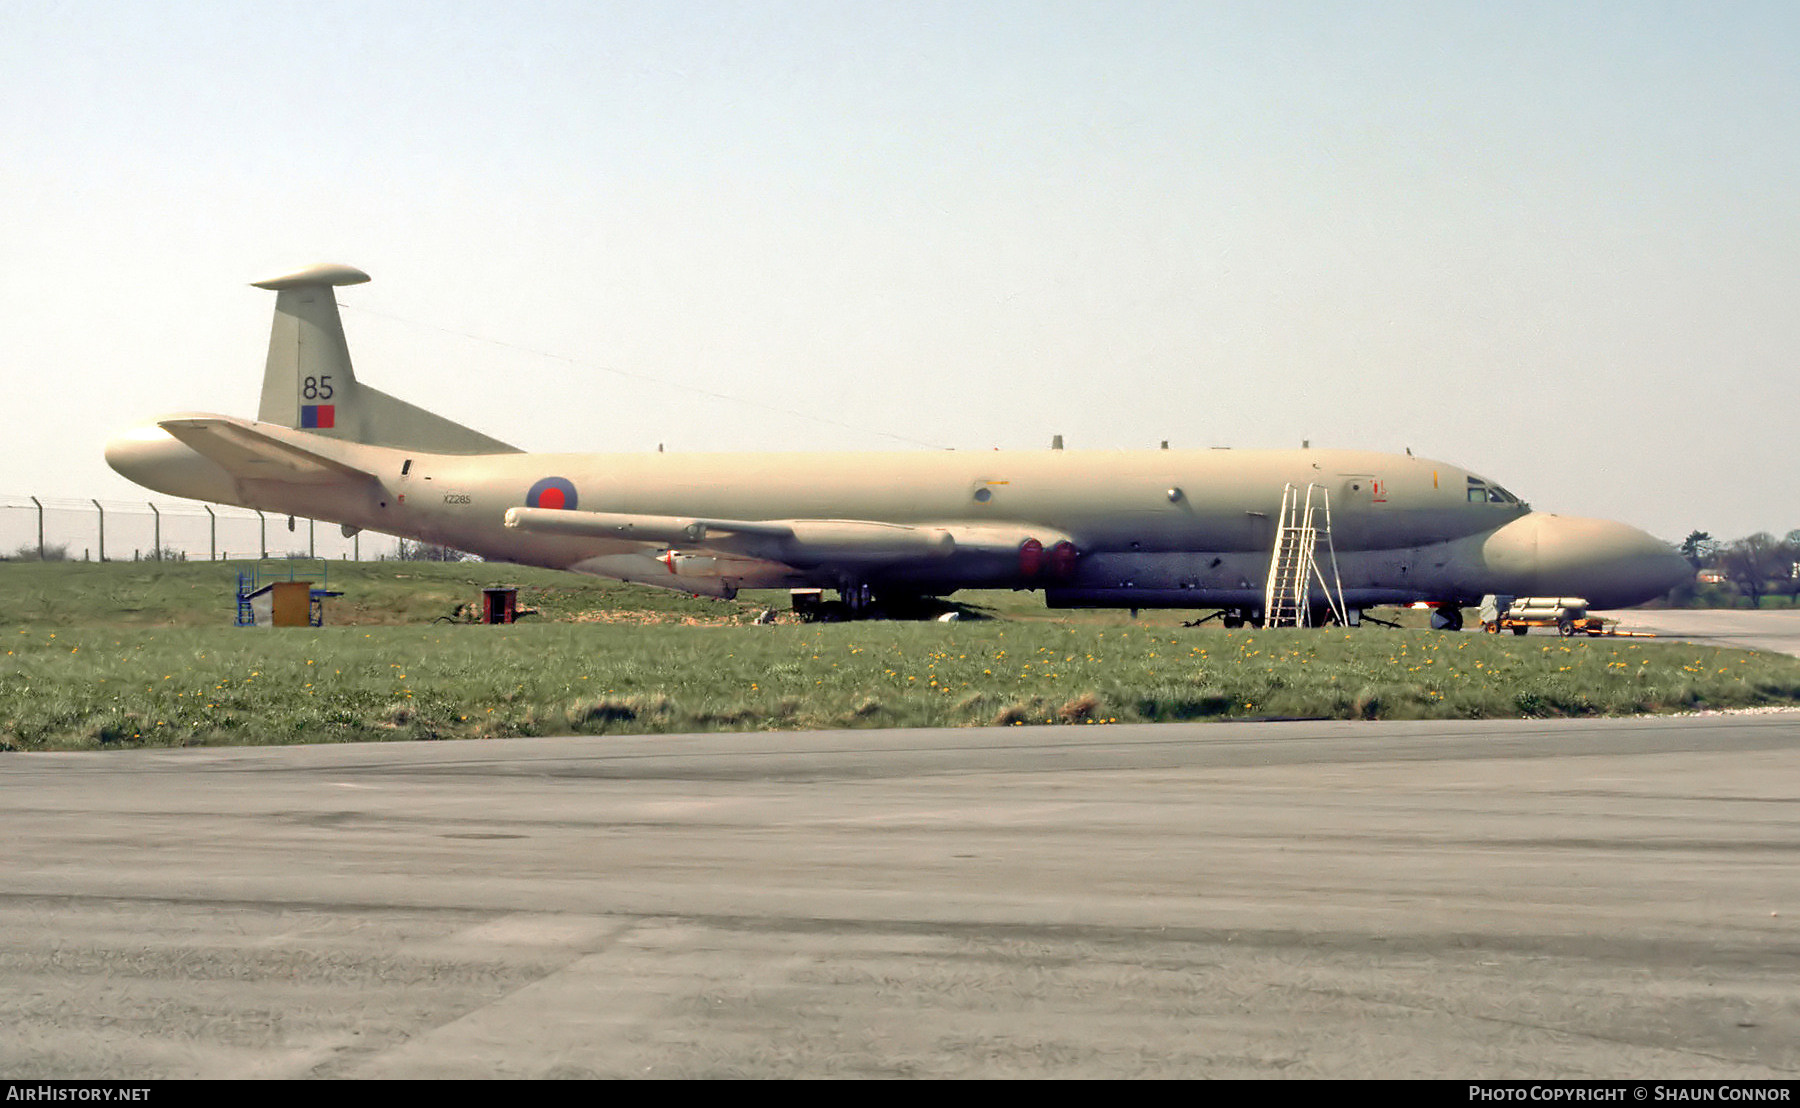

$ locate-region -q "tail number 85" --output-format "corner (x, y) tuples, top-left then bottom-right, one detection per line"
(303, 376), (334, 400)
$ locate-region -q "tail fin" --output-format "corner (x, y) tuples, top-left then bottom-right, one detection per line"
(252, 264), (520, 455)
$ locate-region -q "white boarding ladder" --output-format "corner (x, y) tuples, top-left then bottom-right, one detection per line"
(1262, 483), (1349, 628)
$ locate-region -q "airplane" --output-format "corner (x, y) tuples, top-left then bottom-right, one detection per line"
(105, 263), (1692, 627)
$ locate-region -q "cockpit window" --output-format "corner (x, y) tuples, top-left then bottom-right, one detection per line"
(1467, 476), (1520, 505)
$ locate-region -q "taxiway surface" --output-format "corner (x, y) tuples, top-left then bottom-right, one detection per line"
(4, 712), (1798, 1078)
(1599, 607), (1800, 658)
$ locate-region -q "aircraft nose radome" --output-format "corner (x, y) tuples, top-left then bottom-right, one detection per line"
(1488, 514), (1689, 608)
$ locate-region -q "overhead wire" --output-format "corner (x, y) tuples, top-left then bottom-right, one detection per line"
(339, 301), (950, 450)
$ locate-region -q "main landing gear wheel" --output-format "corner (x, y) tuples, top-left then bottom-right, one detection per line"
(1439, 606), (1464, 632)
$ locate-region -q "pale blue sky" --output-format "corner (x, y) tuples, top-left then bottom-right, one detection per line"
(4, 0), (1796, 542)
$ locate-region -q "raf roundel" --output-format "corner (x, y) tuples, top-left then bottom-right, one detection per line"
(525, 476), (578, 511)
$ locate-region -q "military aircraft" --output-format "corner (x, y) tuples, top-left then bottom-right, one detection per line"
(105, 264), (1690, 627)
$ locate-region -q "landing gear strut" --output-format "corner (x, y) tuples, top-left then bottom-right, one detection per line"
(793, 584), (949, 622)
(842, 583), (874, 617)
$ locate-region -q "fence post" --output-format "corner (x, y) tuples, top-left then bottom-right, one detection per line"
(91, 499), (105, 562)
(30, 496), (43, 560)
(149, 502), (160, 560)
(204, 505), (216, 561)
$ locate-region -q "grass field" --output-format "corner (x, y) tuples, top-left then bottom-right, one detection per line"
(5, 560), (1800, 750)
(0, 558), (772, 627)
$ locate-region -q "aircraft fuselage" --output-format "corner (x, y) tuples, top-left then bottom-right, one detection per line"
(103, 264), (1693, 618)
(107, 420), (1689, 611)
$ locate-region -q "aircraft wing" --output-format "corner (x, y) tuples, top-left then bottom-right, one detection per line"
(158, 417), (377, 485)
(505, 507), (953, 564)
(505, 507), (795, 546)
(505, 507), (1070, 568)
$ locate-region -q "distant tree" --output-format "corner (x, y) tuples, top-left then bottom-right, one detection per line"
(10, 542), (69, 562)
(396, 539), (472, 563)
(1717, 533), (1784, 608)
(1679, 530), (1717, 568)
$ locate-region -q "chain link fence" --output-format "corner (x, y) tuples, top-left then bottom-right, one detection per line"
(1, 496), (409, 562)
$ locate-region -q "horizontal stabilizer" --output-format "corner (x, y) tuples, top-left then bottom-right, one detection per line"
(158, 417), (376, 485)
